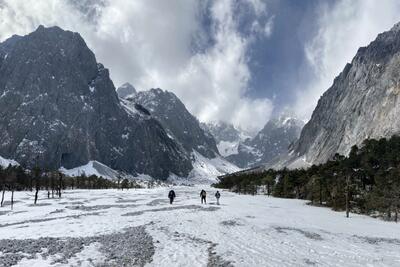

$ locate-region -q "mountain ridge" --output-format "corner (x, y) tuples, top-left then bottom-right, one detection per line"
(283, 21), (400, 168)
(0, 25), (192, 179)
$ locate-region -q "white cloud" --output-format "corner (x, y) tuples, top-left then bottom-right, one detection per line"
(0, 0), (274, 132)
(294, 0), (400, 120)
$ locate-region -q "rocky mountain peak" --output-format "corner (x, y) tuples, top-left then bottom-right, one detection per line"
(0, 26), (192, 179)
(225, 115), (304, 168)
(125, 87), (219, 159)
(117, 82), (136, 98)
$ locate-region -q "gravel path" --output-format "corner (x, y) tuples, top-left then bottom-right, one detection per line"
(0, 226), (154, 267)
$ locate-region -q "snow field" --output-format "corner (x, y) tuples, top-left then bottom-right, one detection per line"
(0, 187), (400, 266)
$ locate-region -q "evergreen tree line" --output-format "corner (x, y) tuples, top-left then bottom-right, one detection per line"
(0, 165), (141, 208)
(214, 135), (400, 222)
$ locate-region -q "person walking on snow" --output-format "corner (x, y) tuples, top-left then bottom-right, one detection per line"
(215, 191), (221, 205)
(168, 190), (176, 204)
(200, 189), (207, 204)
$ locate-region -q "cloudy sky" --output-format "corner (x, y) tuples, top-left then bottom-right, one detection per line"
(1, 0), (400, 133)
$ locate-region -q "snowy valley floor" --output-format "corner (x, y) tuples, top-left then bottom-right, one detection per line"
(0, 187), (400, 266)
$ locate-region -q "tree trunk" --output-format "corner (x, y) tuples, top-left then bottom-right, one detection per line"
(1, 185), (5, 207)
(11, 188), (14, 210)
(395, 207), (398, 223)
(345, 176), (350, 218)
(34, 187), (39, 205)
(319, 181), (323, 205)
(58, 174), (63, 198)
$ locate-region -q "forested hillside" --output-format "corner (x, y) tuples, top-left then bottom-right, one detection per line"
(215, 135), (400, 221)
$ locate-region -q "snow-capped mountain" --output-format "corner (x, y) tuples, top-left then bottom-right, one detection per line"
(201, 121), (249, 157)
(227, 116), (304, 168)
(0, 26), (192, 179)
(117, 88), (240, 182)
(59, 161), (120, 180)
(284, 22), (400, 168)
(124, 88), (220, 159)
(202, 118), (303, 168)
(116, 82), (136, 98)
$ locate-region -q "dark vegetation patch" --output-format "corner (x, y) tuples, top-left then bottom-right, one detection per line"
(0, 212), (102, 228)
(65, 204), (138, 211)
(220, 220), (243, 227)
(273, 227), (323, 241)
(122, 205), (220, 217)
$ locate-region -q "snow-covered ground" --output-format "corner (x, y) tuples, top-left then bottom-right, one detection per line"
(1, 187), (400, 266)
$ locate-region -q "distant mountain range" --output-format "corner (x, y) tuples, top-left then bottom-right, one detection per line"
(202, 117), (304, 168)
(0, 26), (241, 181)
(3, 21), (400, 180)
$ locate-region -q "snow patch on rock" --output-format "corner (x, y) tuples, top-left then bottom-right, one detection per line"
(0, 156), (19, 168)
(217, 141), (239, 157)
(59, 161), (120, 180)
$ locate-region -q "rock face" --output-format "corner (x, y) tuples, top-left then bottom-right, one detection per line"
(116, 82), (136, 98)
(291, 22), (400, 166)
(123, 88), (219, 158)
(0, 26), (192, 179)
(227, 117), (304, 168)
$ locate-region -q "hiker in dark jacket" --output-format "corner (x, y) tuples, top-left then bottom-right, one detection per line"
(168, 190), (176, 204)
(200, 189), (207, 204)
(215, 191), (221, 205)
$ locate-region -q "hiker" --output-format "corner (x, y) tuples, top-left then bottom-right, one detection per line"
(168, 189), (176, 204)
(200, 189), (207, 204)
(215, 191), (221, 205)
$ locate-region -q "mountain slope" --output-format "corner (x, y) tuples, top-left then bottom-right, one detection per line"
(201, 121), (245, 157)
(0, 26), (192, 179)
(289, 22), (400, 166)
(227, 117), (304, 168)
(125, 88), (219, 158)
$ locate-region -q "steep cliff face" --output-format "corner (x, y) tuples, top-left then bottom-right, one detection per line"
(0, 26), (192, 179)
(126, 88), (219, 158)
(292, 22), (400, 165)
